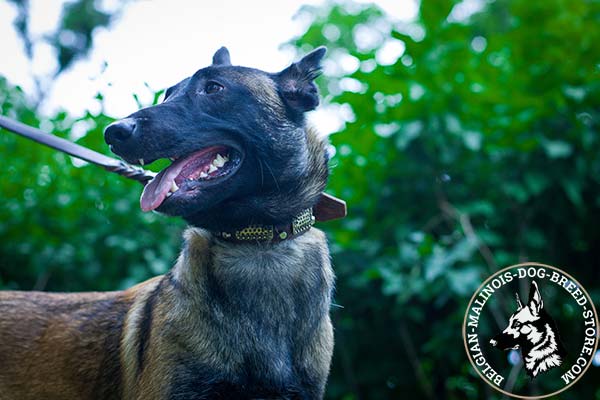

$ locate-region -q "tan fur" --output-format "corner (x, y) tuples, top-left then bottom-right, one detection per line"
(0, 227), (334, 399)
(234, 71), (285, 112)
(0, 290), (133, 399)
(131, 227), (334, 399)
(302, 126), (330, 201)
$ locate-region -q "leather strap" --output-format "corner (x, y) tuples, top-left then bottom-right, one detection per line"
(213, 208), (315, 244)
(0, 115), (155, 183)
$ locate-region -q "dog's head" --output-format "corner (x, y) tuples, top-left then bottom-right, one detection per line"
(489, 281), (544, 351)
(104, 47), (330, 230)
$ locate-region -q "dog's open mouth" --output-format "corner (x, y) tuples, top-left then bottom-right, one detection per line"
(140, 145), (242, 212)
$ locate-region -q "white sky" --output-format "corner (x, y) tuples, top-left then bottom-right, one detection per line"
(0, 0), (418, 133)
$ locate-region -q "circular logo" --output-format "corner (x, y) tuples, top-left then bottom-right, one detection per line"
(462, 262), (599, 398)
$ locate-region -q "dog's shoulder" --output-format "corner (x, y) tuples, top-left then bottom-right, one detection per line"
(0, 289), (132, 399)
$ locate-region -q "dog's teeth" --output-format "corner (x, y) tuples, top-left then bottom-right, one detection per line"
(213, 154), (226, 168)
(200, 171), (208, 178)
(208, 164), (218, 173)
(169, 157), (175, 161)
(223, 154), (229, 162)
(166, 192), (172, 197)
(139, 159), (145, 166)
(171, 182), (179, 192)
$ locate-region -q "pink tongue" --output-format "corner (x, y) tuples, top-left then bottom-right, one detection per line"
(140, 159), (188, 212)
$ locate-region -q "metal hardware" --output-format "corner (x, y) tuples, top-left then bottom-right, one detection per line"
(235, 225), (274, 241)
(292, 208), (315, 235)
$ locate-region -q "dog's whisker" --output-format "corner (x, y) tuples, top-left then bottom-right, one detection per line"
(262, 159), (281, 193)
(258, 159), (265, 188)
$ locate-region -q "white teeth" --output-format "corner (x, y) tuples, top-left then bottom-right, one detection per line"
(169, 157), (175, 161)
(139, 159), (145, 166)
(200, 171), (208, 178)
(171, 182), (179, 193)
(166, 192), (172, 197)
(213, 154), (226, 167)
(208, 164), (218, 173)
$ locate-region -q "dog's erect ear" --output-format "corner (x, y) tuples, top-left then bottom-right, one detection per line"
(527, 280), (543, 316)
(277, 46), (326, 112)
(212, 47), (231, 66)
(515, 292), (524, 310)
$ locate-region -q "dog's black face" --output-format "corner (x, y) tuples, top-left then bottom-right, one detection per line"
(104, 47), (329, 230)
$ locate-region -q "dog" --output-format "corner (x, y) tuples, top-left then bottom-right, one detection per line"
(0, 46), (338, 399)
(490, 280), (567, 378)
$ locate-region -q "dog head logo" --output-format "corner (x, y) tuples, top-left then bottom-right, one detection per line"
(489, 280), (567, 378)
(463, 263), (599, 398)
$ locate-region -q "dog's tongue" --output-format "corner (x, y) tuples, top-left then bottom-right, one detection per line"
(140, 158), (187, 212)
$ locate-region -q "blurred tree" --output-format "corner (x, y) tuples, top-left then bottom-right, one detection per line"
(5, 0), (127, 105)
(0, 76), (184, 291)
(291, 0), (600, 398)
(1, 0), (599, 399)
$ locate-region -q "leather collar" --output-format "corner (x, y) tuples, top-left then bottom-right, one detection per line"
(213, 193), (347, 244)
(214, 208), (315, 243)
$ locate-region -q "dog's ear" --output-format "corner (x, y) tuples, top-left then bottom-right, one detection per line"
(212, 47), (231, 66)
(277, 46), (326, 112)
(515, 292), (524, 310)
(527, 280), (543, 316)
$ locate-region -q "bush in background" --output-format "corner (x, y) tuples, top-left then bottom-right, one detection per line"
(1, 0), (599, 398)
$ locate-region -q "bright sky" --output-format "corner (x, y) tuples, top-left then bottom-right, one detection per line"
(0, 0), (418, 133)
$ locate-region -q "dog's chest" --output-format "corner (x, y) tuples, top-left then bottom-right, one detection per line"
(166, 278), (316, 399)
(167, 361), (308, 400)
(164, 230), (332, 399)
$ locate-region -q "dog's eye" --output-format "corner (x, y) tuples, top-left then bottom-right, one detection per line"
(513, 321), (521, 329)
(204, 81), (224, 95)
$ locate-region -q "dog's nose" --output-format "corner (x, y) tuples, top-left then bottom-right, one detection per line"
(104, 118), (136, 144)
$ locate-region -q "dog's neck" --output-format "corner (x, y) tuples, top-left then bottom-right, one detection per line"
(171, 227), (333, 300)
(524, 322), (564, 377)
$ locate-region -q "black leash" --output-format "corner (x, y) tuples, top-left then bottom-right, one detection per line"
(0, 115), (155, 184)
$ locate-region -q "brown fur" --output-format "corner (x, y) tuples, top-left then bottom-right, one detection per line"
(0, 290), (132, 399)
(0, 220), (333, 400)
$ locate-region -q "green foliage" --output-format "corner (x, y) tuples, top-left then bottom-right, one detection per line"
(292, 0), (600, 398)
(5, 0), (127, 105)
(8, 0), (126, 74)
(52, 0), (114, 72)
(1, 0), (600, 398)
(0, 77), (185, 291)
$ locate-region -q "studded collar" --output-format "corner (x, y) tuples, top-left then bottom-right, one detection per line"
(213, 208), (315, 244)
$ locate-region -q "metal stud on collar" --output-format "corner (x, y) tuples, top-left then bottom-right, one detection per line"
(234, 225), (274, 241)
(292, 208), (315, 235)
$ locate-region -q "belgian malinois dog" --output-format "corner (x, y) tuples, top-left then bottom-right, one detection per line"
(0, 46), (339, 399)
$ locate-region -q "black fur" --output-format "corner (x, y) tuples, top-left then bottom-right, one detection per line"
(137, 278), (164, 375)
